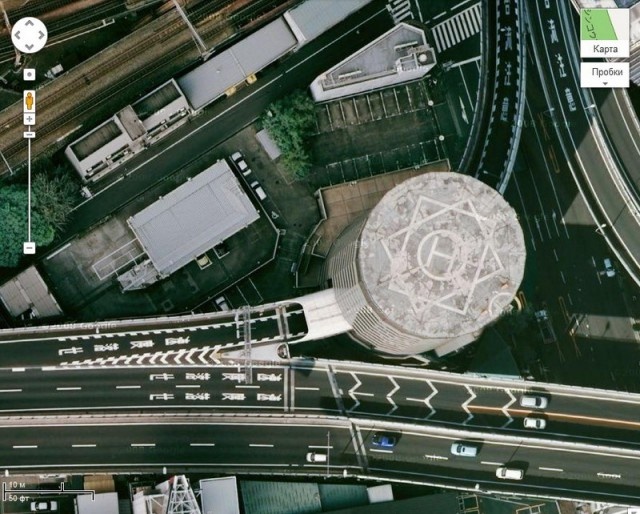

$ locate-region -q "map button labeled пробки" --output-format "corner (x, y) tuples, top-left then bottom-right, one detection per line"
(581, 62), (629, 88)
(580, 9), (629, 58)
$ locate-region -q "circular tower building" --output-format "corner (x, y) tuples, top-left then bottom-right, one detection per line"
(325, 172), (526, 357)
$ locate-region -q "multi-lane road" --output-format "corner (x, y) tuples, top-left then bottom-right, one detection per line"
(2, 360), (640, 502)
(0, 303), (307, 368)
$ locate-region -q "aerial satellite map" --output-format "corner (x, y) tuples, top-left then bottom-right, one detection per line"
(1, 0), (640, 513)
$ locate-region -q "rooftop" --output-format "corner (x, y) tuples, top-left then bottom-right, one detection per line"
(128, 160), (259, 276)
(284, 0), (374, 43)
(358, 172), (526, 339)
(177, 18), (297, 110)
(310, 23), (435, 101)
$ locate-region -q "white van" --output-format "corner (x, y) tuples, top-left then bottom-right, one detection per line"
(450, 442), (478, 457)
(496, 467), (524, 480)
(523, 417), (546, 429)
(520, 395), (548, 409)
(306, 452), (327, 463)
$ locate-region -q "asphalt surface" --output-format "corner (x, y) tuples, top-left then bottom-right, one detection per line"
(527, 0), (640, 283)
(0, 416), (639, 503)
(0, 304), (306, 367)
(2, 360), (640, 452)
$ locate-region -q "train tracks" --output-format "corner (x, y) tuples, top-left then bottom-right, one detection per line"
(0, 0), (291, 171)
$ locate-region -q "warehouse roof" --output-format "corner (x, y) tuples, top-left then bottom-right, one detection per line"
(177, 18), (297, 110)
(284, 0), (374, 44)
(128, 160), (259, 276)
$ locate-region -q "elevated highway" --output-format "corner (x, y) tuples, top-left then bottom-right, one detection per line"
(0, 355), (640, 503)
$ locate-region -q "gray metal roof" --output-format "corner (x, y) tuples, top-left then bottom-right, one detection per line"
(0, 266), (63, 318)
(200, 477), (240, 514)
(129, 160), (259, 276)
(284, 0), (374, 43)
(77, 493), (119, 514)
(177, 18), (296, 110)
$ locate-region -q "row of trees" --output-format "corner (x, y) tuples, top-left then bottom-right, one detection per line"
(262, 90), (316, 178)
(0, 166), (76, 268)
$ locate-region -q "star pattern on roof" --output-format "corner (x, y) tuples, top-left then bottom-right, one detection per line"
(378, 194), (507, 318)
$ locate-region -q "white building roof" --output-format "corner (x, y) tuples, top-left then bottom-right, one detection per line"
(177, 18), (297, 110)
(200, 477), (240, 514)
(284, 0), (374, 44)
(310, 23), (436, 101)
(0, 266), (63, 318)
(128, 160), (259, 276)
(77, 492), (119, 514)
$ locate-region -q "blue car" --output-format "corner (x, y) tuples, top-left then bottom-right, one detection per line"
(371, 432), (398, 448)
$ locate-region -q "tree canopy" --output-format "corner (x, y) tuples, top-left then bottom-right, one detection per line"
(0, 168), (76, 268)
(262, 90), (316, 178)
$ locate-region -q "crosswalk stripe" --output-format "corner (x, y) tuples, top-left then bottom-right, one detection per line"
(431, 2), (482, 53)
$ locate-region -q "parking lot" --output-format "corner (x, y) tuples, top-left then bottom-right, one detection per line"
(309, 81), (452, 188)
(314, 82), (433, 134)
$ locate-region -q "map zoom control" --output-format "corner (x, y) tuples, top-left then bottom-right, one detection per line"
(11, 18), (48, 54)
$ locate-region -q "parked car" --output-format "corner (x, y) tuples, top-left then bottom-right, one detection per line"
(230, 152), (251, 176)
(603, 258), (615, 277)
(30, 501), (58, 512)
(496, 467), (524, 480)
(523, 417), (546, 429)
(450, 442), (479, 457)
(250, 181), (267, 200)
(520, 395), (548, 409)
(535, 310), (557, 344)
(213, 295), (230, 311)
(306, 452), (327, 463)
(371, 432), (398, 448)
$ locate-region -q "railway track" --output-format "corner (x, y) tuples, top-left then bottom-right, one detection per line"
(0, 0), (290, 167)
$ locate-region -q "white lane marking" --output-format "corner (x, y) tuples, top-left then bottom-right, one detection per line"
(176, 385), (201, 389)
(370, 448), (393, 454)
(13, 445), (38, 449)
(42, 367), (57, 371)
(116, 385), (141, 389)
(502, 389), (516, 427)
(348, 373), (362, 411)
(308, 445), (333, 449)
(11, 368), (25, 372)
(190, 443), (215, 447)
(0, 389), (22, 393)
(235, 385), (260, 389)
(481, 461), (502, 466)
(56, 387), (81, 391)
(249, 444), (274, 448)
(424, 454), (448, 461)
(462, 385), (476, 424)
(539, 466), (563, 472)
(72, 444), (97, 448)
(131, 443), (155, 447)
(387, 376), (400, 416)
(295, 387), (320, 391)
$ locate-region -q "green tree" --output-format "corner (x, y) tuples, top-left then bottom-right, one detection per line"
(32, 170), (76, 231)
(0, 186), (55, 267)
(262, 90), (316, 178)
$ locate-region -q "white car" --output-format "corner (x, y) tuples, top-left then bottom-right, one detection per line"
(250, 181), (267, 201)
(306, 452), (327, 463)
(450, 442), (478, 457)
(30, 501), (58, 512)
(230, 152), (251, 176)
(524, 417), (546, 429)
(520, 395), (548, 409)
(213, 295), (230, 311)
(603, 258), (615, 277)
(496, 467), (524, 480)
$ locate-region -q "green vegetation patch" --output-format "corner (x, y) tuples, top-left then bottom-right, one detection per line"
(262, 90), (316, 179)
(581, 9), (618, 40)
